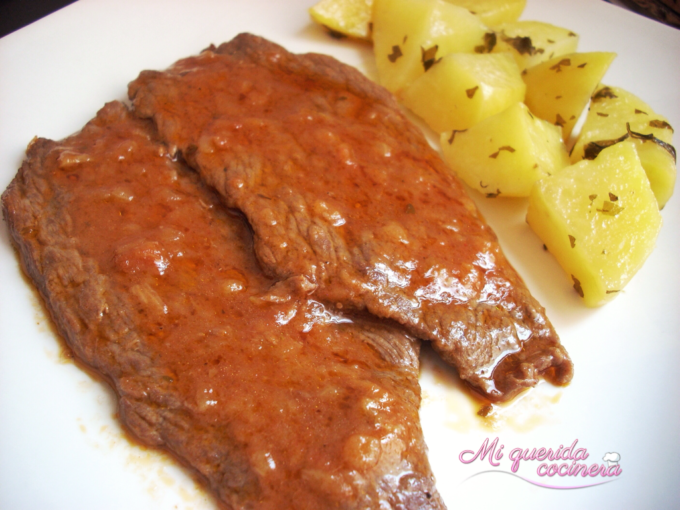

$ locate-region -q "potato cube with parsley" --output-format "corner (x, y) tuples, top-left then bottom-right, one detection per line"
(309, 0), (374, 40)
(441, 102), (569, 196)
(444, 0), (526, 26)
(373, 0), (489, 95)
(523, 52), (616, 141)
(527, 141), (662, 307)
(571, 85), (676, 208)
(401, 52), (525, 132)
(492, 21), (579, 71)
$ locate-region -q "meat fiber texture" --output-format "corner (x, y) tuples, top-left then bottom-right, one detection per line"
(1, 102), (444, 510)
(129, 33), (573, 402)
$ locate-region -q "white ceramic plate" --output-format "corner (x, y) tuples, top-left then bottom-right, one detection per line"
(1, 1), (678, 508)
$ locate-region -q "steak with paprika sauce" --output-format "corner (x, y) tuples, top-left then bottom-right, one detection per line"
(129, 33), (573, 402)
(1, 101), (444, 510)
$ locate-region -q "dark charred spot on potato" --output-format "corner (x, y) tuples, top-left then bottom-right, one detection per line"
(388, 45), (403, 63)
(466, 86), (479, 99)
(489, 146), (516, 159)
(572, 275), (584, 298)
(649, 119), (673, 132)
(592, 87), (617, 101)
(555, 95), (562, 100)
(543, 244), (548, 251)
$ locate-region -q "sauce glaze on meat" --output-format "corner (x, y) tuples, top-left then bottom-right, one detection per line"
(1, 102), (444, 509)
(129, 33), (573, 401)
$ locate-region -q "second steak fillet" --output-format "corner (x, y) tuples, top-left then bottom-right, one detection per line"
(129, 33), (573, 401)
(2, 102), (443, 509)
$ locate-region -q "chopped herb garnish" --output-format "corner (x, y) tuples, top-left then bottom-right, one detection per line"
(421, 45), (440, 71)
(572, 275), (584, 298)
(406, 203), (415, 214)
(589, 194), (598, 204)
(582, 133), (629, 159)
(592, 87), (618, 101)
(543, 244), (548, 251)
(649, 119), (673, 132)
(479, 181), (489, 189)
(403, 35), (408, 44)
(500, 33), (541, 55)
(485, 189), (501, 198)
(568, 31), (577, 37)
(635, 109), (648, 115)
(555, 95), (562, 100)
(608, 192), (619, 201)
(475, 32), (497, 53)
(596, 112), (609, 117)
(626, 123), (677, 162)
(325, 27), (347, 39)
(547, 38), (555, 43)
(577, 62), (587, 68)
(388, 45), (403, 63)
(568, 235), (576, 248)
(447, 129), (466, 145)
(466, 86), (479, 99)
(550, 58), (571, 72)
(597, 200), (624, 216)
(555, 113), (566, 127)
(606, 290), (620, 294)
(489, 146), (516, 159)
(582, 123), (676, 161)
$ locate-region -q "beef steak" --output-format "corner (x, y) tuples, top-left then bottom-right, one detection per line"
(2, 101), (443, 509)
(129, 33), (573, 401)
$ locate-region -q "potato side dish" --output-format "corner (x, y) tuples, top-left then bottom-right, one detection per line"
(308, 0), (676, 306)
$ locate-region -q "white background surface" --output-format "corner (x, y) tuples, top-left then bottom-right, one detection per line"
(1, 1), (678, 508)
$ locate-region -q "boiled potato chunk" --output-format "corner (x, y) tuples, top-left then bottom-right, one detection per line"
(571, 85), (676, 208)
(309, 0), (374, 40)
(527, 142), (662, 307)
(444, 0), (526, 26)
(441, 102), (569, 196)
(492, 21), (579, 71)
(373, 0), (488, 94)
(401, 52), (525, 132)
(523, 52), (616, 141)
